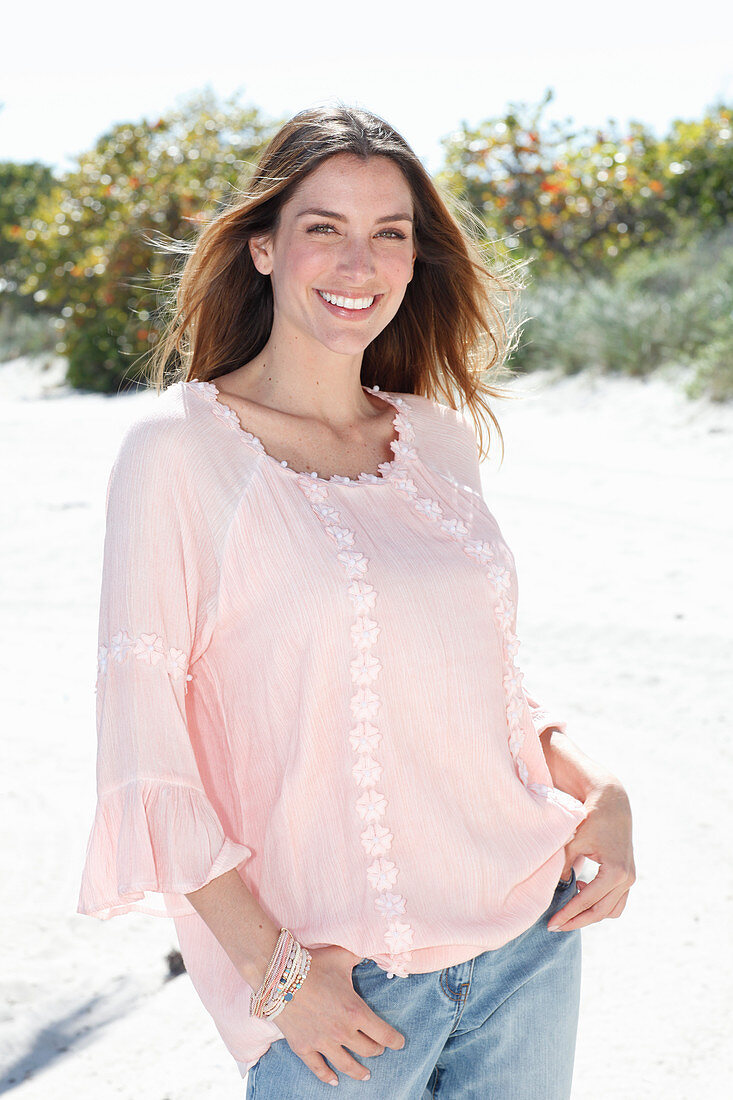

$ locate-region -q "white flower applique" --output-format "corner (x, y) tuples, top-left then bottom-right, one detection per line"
(388, 434), (550, 804)
(186, 379), (416, 488)
(352, 755), (383, 788)
(295, 410), (417, 980)
(367, 858), (398, 891)
(349, 723), (381, 754)
(374, 892), (406, 917)
(133, 633), (166, 665)
(96, 629), (194, 694)
(361, 824), (392, 857)
(186, 379), (265, 449)
(110, 629), (134, 663)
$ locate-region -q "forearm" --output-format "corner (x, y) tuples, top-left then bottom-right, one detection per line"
(185, 868), (281, 989)
(539, 726), (622, 802)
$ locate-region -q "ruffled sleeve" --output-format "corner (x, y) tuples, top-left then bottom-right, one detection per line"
(77, 416), (252, 920)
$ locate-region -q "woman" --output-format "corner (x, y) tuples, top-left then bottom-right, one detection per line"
(78, 105), (635, 1098)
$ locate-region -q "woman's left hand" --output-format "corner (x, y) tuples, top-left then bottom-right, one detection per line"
(547, 779), (636, 931)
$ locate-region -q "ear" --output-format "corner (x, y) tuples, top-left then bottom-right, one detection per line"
(248, 233), (274, 276)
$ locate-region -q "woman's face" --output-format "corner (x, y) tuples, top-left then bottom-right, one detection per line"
(249, 153), (417, 360)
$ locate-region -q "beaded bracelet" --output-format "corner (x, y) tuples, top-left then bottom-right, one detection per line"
(250, 929), (293, 1018)
(250, 928), (312, 1019)
(252, 932), (311, 1019)
(266, 942), (310, 1019)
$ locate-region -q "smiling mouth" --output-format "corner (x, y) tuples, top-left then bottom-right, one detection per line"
(316, 289), (379, 311)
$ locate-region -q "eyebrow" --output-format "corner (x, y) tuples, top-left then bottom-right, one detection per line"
(296, 208), (414, 224)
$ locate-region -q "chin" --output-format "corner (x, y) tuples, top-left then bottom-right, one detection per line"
(315, 332), (375, 357)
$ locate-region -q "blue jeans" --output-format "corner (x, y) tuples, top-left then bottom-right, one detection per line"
(245, 871), (581, 1098)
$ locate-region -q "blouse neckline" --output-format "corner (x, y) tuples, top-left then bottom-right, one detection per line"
(182, 378), (417, 487)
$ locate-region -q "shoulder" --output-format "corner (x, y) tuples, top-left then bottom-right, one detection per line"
(113, 379), (223, 456)
(111, 383), (192, 469)
(393, 390), (483, 496)
(112, 380), (258, 473)
(393, 390), (478, 450)
(106, 380), (259, 510)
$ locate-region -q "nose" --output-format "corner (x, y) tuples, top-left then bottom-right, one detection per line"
(336, 236), (377, 284)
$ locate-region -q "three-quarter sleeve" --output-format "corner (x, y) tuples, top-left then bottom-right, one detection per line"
(77, 418), (251, 921)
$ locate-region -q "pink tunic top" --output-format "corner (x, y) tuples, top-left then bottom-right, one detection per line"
(77, 378), (587, 1071)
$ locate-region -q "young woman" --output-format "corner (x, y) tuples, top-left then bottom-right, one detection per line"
(78, 105), (635, 1098)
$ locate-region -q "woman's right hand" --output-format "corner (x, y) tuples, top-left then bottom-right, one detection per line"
(272, 944), (406, 1087)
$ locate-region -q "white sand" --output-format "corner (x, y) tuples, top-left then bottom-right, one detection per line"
(1, 356), (730, 1098)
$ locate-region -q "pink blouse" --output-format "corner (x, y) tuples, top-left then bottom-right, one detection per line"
(77, 379), (587, 1071)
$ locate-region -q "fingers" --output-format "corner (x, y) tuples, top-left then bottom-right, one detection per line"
(295, 1031), (386, 1087)
(359, 1002), (405, 1051)
(547, 867), (634, 931)
(607, 894), (629, 919)
(335, 1007), (387, 1060)
(350, 1031), (386, 1057)
(324, 1043), (374, 1083)
(319, 1001), (405, 1084)
(548, 877), (608, 929)
(323, 1018), (405, 1085)
(296, 1048), (342, 1087)
(276, 945), (407, 1086)
(292, 1033), (374, 1086)
(284, 1000), (405, 1086)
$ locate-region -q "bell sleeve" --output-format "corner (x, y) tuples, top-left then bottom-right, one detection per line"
(77, 417), (252, 921)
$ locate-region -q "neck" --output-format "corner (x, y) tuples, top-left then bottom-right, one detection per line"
(223, 339), (380, 428)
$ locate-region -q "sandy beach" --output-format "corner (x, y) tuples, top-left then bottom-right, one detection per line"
(1, 358), (730, 1098)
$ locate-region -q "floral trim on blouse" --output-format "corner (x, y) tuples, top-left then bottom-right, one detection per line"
(184, 378), (414, 486)
(96, 630), (193, 693)
(387, 449), (578, 813)
(186, 379), (266, 450)
(295, 388), (418, 979)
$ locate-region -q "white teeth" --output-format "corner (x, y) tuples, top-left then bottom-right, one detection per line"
(318, 290), (375, 310)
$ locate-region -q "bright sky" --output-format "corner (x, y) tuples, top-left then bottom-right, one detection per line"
(2, 0), (731, 176)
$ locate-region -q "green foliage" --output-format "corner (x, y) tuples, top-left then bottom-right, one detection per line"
(7, 88), (279, 392)
(0, 160), (56, 273)
(0, 160), (58, 347)
(685, 334), (733, 402)
(661, 104), (733, 237)
(511, 223), (733, 399)
(1, 88), (731, 399)
(0, 301), (58, 360)
(436, 91), (732, 281)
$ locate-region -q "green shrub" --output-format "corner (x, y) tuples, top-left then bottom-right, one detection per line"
(511, 224), (733, 397)
(0, 302), (58, 360)
(686, 333), (733, 401)
(7, 88), (277, 394)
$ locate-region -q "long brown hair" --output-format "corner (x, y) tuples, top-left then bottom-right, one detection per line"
(144, 104), (526, 460)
